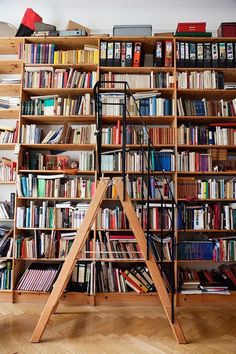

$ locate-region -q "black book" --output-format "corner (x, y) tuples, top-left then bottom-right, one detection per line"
(107, 42), (114, 67)
(179, 42), (185, 67)
(196, 43), (204, 67)
(184, 42), (190, 67)
(211, 43), (219, 67)
(204, 42), (212, 67)
(9, 193), (15, 219)
(114, 42), (121, 66)
(226, 42), (234, 68)
(217, 72), (224, 89)
(100, 41), (107, 66)
(189, 42), (196, 67)
(176, 41), (180, 67)
(125, 42), (133, 67)
(219, 42), (226, 67)
(234, 43), (236, 68)
(154, 41), (163, 67)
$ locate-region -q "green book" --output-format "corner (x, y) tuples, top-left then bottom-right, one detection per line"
(37, 179), (46, 197)
(175, 32), (212, 37)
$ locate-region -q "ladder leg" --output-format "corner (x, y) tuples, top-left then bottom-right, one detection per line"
(113, 177), (186, 344)
(31, 178), (110, 343)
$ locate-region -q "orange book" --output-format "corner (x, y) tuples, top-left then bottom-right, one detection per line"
(133, 42), (141, 67)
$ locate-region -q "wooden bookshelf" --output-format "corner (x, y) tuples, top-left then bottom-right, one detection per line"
(0, 35), (235, 305)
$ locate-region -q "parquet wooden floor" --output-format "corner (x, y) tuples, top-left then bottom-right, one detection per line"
(0, 303), (235, 354)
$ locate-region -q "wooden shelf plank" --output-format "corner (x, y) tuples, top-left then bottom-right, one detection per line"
(21, 143), (96, 151)
(0, 109), (19, 119)
(0, 84), (21, 96)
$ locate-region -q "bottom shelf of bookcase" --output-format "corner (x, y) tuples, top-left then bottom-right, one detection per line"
(0, 290), (13, 303)
(177, 292), (236, 306)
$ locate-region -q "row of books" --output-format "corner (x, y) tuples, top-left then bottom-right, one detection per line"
(96, 204), (172, 230)
(100, 72), (174, 89)
(0, 123), (19, 144)
(102, 124), (174, 145)
(17, 174), (95, 199)
(24, 44), (99, 64)
(101, 150), (175, 172)
(16, 202), (90, 229)
(178, 203), (236, 230)
(107, 176), (173, 200)
(22, 151), (95, 171)
(177, 177), (236, 200)
(177, 151), (226, 172)
(0, 261), (12, 290)
(15, 231), (91, 259)
(179, 267), (233, 295)
(20, 123), (96, 145)
(177, 70), (224, 89)
(24, 68), (97, 89)
(100, 41), (173, 68)
(178, 239), (236, 261)
(177, 98), (236, 117)
(177, 124), (236, 146)
(0, 157), (16, 182)
(0, 194), (15, 219)
(176, 41), (236, 68)
(21, 94), (94, 116)
(16, 263), (60, 292)
(100, 94), (174, 116)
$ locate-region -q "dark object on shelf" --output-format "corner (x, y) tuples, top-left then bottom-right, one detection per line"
(218, 23), (236, 37)
(113, 25), (152, 36)
(16, 8), (42, 37)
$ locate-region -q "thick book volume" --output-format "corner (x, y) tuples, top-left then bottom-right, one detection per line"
(100, 41), (144, 67)
(154, 40), (173, 67)
(218, 23), (236, 37)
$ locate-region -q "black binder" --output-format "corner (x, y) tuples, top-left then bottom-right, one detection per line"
(204, 42), (212, 67)
(219, 42), (226, 67)
(100, 41), (107, 66)
(107, 42), (114, 66)
(154, 41), (163, 67)
(125, 42), (133, 67)
(211, 43), (219, 67)
(176, 41), (180, 67)
(114, 42), (121, 66)
(189, 42), (196, 67)
(179, 42), (185, 67)
(226, 42), (234, 68)
(184, 42), (190, 67)
(196, 42), (204, 67)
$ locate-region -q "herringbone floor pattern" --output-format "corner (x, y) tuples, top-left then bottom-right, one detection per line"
(0, 303), (235, 354)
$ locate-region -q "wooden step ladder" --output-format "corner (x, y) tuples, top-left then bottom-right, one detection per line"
(31, 177), (186, 344)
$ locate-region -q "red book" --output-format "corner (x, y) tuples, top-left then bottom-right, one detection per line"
(177, 22), (206, 33)
(119, 270), (144, 293)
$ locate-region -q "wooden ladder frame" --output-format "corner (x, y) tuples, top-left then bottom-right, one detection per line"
(31, 177), (186, 344)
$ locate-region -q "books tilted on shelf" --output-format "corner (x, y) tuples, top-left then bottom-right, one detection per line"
(0, 122), (19, 144)
(0, 260), (12, 290)
(95, 262), (155, 293)
(149, 233), (172, 261)
(219, 264), (236, 288)
(0, 228), (13, 258)
(16, 263), (61, 292)
(0, 194), (15, 219)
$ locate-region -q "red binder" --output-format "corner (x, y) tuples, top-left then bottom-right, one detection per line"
(177, 22), (206, 33)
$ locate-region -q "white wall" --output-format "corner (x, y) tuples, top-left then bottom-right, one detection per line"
(0, 0), (236, 34)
